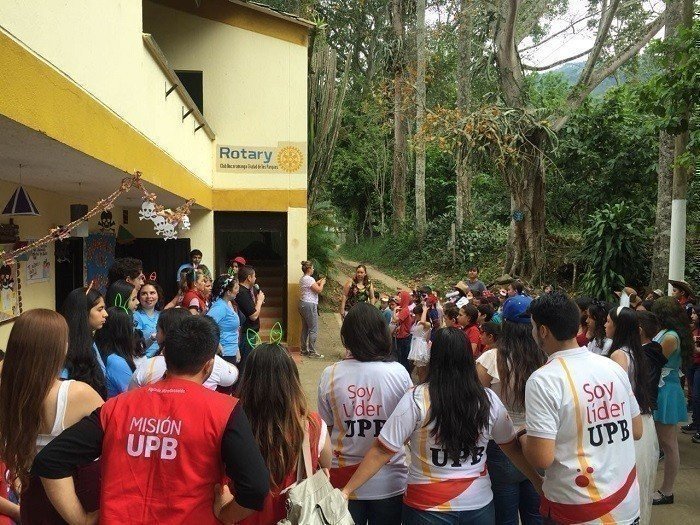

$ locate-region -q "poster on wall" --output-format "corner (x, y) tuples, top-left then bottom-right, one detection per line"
(0, 244), (20, 322)
(85, 233), (116, 294)
(25, 241), (51, 283)
(216, 142), (307, 174)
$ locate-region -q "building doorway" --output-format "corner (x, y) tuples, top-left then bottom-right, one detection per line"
(214, 212), (287, 341)
(54, 238), (84, 310)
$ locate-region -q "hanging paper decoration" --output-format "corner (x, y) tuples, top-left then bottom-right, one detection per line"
(0, 171), (195, 265)
(139, 200), (156, 221)
(97, 210), (116, 233)
(179, 215), (191, 231)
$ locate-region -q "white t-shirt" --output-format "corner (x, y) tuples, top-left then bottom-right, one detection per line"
(317, 359), (411, 500)
(525, 347), (640, 524)
(129, 355), (239, 391)
(587, 338), (612, 356)
(299, 275), (319, 304)
(476, 348), (526, 427)
(378, 385), (515, 512)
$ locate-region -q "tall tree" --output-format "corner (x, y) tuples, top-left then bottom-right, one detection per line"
(454, 0), (474, 230)
(390, 0), (409, 233)
(491, 0), (666, 279)
(415, 0), (427, 235)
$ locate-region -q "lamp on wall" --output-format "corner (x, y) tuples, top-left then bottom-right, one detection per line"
(2, 164), (40, 216)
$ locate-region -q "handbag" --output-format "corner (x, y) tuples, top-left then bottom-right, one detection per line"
(277, 423), (354, 525)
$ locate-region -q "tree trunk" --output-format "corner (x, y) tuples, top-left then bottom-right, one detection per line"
(415, 0), (427, 237)
(503, 137), (546, 280)
(390, 0), (408, 234)
(650, 132), (675, 289)
(455, 0), (473, 229)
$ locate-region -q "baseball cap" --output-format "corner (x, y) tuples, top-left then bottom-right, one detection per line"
(502, 295), (533, 324)
(233, 256), (247, 265)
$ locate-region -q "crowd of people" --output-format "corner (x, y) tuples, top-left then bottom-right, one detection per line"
(0, 253), (697, 524)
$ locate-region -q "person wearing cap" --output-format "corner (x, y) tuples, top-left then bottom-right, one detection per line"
(453, 281), (471, 308)
(476, 293), (546, 524)
(669, 279), (695, 307)
(227, 256), (247, 277)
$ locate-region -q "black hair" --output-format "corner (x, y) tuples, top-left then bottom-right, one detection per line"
(190, 249), (203, 258)
(106, 280), (135, 310)
(481, 322), (501, 340)
(477, 303), (494, 322)
(413, 304), (424, 317)
(468, 266), (479, 272)
(211, 274), (238, 301)
(652, 297), (695, 369)
(340, 302), (393, 362)
(443, 303), (459, 322)
(529, 291), (581, 341)
(640, 299), (655, 311)
(164, 315), (220, 375)
(425, 328), (490, 462)
(0, 349), (5, 362)
(138, 280), (164, 311)
(575, 296), (593, 313)
(155, 308), (191, 356)
(61, 288), (107, 399)
(608, 307), (653, 414)
(509, 281), (525, 295)
(498, 321), (547, 411)
(636, 310), (660, 341)
(587, 300), (612, 348)
(107, 257), (142, 287)
(184, 268), (205, 291)
(94, 307), (142, 373)
(459, 304), (479, 324)
(238, 265), (255, 283)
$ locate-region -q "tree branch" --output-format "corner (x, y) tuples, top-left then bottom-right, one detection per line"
(553, 10), (666, 132)
(578, 0), (620, 87)
(522, 48), (593, 71)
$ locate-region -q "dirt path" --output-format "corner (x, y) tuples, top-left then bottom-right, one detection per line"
(334, 258), (411, 293)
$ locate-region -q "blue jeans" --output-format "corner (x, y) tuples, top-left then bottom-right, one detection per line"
(348, 494), (403, 525)
(486, 441), (542, 525)
(402, 501), (495, 524)
(688, 364), (700, 425)
(396, 335), (413, 374)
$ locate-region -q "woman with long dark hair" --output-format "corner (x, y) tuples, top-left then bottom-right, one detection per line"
(604, 306), (656, 524)
(95, 307), (145, 398)
(207, 274), (242, 364)
(340, 264), (375, 317)
(0, 309), (103, 523)
(650, 297), (694, 505)
(319, 303), (411, 524)
(342, 327), (542, 524)
(61, 287), (109, 399)
(585, 300), (612, 355)
(237, 344), (331, 524)
(105, 279), (138, 312)
(476, 296), (546, 525)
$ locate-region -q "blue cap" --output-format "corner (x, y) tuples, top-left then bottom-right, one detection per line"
(502, 295), (532, 324)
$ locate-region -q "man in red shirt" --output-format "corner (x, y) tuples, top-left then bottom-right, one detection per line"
(33, 316), (269, 525)
(457, 304), (481, 357)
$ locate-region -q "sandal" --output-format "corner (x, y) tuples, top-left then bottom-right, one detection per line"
(652, 490), (674, 505)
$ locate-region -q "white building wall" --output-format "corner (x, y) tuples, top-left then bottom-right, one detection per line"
(0, 0), (213, 185)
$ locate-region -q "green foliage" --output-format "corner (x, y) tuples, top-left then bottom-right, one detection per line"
(306, 201), (340, 277)
(578, 203), (650, 300)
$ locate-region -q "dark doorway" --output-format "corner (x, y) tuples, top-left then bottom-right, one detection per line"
(215, 212), (287, 341)
(55, 238), (84, 310)
(115, 238), (190, 301)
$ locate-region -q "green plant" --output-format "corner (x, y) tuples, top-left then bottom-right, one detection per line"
(578, 202), (650, 300)
(307, 201), (340, 277)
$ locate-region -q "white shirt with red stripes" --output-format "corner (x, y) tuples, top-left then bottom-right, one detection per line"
(525, 346), (640, 524)
(378, 385), (515, 512)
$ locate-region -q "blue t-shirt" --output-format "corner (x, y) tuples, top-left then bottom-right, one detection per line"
(381, 307), (393, 325)
(207, 298), (241, 357)
(104, 353), (133, 398)
(133, 309), (160, 357)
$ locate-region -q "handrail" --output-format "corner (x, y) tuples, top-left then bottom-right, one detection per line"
(142, 33), (215, 140)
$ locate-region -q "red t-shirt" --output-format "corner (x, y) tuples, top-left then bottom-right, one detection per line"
(0, 462), (10, 525)
(463, 324), (481, 357)
(182, 290), (208, 313)
(576, 331), (589, 348)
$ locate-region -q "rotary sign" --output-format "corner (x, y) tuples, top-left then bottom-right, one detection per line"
(216, 142), (307, 174)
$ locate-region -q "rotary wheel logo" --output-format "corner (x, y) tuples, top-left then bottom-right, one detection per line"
(277, 146), (304, 173)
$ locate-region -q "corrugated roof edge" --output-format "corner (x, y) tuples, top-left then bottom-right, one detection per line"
(233, 0), (316, 28)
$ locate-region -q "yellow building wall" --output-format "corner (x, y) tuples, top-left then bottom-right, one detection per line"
(0, 1), (213, 187)
(142, 1), (308, 192)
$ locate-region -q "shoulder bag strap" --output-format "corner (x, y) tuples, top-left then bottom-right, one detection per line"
(296, 420), (314, 483)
